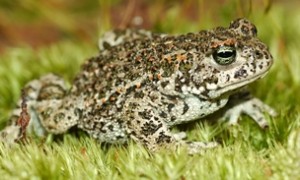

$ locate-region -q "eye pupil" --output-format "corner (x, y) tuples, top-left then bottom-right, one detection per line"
(213, 46), (236, 65)
(218, 51), (233, 58)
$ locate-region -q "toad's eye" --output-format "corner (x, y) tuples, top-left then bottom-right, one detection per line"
(212, 46), (236, 65)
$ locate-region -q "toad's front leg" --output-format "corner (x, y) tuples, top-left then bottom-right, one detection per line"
(123, 97), (217, 154)
(222, 90), (277, 128)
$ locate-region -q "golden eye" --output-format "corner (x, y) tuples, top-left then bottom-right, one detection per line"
(213, 46), (236, 65)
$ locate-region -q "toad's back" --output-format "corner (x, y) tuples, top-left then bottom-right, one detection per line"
(71, 21), (271, 116)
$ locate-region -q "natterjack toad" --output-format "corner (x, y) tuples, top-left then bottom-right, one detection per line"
(0, 18), (276, 153)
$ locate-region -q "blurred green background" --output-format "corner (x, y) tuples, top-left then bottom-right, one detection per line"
(0, 0), (298, 51)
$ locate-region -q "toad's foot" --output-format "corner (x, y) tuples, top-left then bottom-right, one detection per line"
(184, 141), (218, 154)
(173, 132), (218, 154)
(223, 97), (277, 128)
(173, 132), (187, 140)
(0, 125), (21, 145)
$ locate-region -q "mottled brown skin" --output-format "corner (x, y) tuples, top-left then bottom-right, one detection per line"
(1, 18), (276, 153)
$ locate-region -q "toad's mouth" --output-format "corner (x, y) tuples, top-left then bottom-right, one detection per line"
(207, 71), (269, 99)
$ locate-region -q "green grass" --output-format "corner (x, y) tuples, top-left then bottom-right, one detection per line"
(1, 1), (300, 179)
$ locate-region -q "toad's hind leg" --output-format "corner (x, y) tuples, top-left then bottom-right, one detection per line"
(9, 74), (80, 135)
(123, 97), (218, 154)
(10, 74), (67, 121)
(1, 74), (73, 143)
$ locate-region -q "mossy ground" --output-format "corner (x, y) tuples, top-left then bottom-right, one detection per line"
(0, 1), (299, 179)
